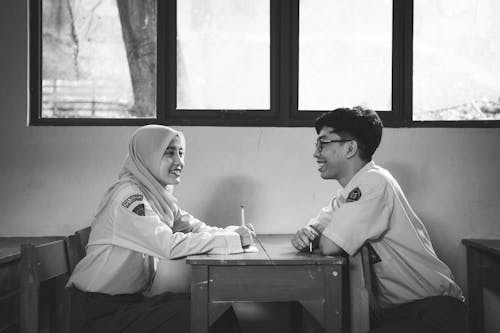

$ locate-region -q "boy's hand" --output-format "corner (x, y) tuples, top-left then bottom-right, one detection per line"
(291, 226), (318, 252)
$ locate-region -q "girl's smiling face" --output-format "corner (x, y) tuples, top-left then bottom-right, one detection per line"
(155, 136), (185, 186)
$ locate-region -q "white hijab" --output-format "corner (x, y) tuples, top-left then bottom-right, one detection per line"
(95, 125), (185, 227)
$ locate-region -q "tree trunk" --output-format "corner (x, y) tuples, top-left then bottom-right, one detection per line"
(116, 0), (157, 117)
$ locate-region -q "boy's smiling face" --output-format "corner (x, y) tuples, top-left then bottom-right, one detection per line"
(313, 126), (351, 181)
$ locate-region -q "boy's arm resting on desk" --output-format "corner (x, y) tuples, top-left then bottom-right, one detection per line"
(292, 226), (317, 251)
(301, 175), (392, 256)
(320, 179), (392, 256)
(294, 222), (343, 255)
(305, 222), (344, 255)
(319, 235), (344, 255)
(292, 202), (333, 251)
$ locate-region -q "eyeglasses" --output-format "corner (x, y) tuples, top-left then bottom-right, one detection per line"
(315, 138), (353, 152)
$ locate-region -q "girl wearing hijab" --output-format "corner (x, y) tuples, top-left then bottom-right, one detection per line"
(68, 125), (252, 332)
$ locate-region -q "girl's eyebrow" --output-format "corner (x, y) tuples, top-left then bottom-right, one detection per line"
(165, 146), (183, 151)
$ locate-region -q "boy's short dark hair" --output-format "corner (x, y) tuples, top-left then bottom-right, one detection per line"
(315, 106), (383, 161)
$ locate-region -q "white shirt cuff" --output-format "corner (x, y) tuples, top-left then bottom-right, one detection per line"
(208, 230), (243, 254)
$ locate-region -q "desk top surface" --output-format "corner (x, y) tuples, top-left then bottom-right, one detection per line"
(0, 236), (63, 265)
(462, 238), (500, 257)
(187, 234), (346, 265)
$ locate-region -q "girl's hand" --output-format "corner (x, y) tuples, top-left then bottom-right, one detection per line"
(225, 225), (255, 247)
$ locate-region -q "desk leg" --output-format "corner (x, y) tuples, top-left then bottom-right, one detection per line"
(324, 265), (346, 333)
(466, 248), (483, 333)
(191, 265), (209, 333)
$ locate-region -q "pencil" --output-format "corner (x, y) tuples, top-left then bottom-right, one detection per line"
(240, 205), (245, 227)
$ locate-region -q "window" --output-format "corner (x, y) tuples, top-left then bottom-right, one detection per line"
(29, 0), (500, 127)
(176, 0), (269, 110)
(298, 0), (392, 111)
(31, 0), (156, 124)
(413, 0), (500, 122)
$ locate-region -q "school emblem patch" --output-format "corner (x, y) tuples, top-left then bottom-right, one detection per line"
(347, 187), (362, 202)
(132, 204), (145, 216)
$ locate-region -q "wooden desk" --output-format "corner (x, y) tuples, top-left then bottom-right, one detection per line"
(0, 236), (63, 333)
(462, 238), (500, 333)
(187, 234), (348, 333)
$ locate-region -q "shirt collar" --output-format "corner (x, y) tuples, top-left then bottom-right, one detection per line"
(339, 161), (376, 198)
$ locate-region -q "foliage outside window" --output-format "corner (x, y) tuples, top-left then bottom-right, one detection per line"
(39, 0), (156, 119)
(413, 0), (500, 121)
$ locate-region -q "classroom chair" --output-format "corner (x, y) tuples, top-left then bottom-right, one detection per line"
(19, 239), (71, 333)
(350, 244), (376, 333)
(66, 226), (91, 272)
(64, 226), (91, 333)
(75, 227), (91, 252)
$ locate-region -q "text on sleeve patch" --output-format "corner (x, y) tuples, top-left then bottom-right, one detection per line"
(121, 194), (144, 208)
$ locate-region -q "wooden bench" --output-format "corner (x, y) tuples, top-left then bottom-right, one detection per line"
(349, 245), (375, 333)
(0, 237), (64, 333)
(65, 227), (91, 333)
(19, 239), (71, 333)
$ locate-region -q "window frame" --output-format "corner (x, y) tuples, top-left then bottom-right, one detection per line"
(28, 0), (500, 127)
(28, 0), (157, 126)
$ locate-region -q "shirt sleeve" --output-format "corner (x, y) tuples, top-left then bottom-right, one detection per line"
(322, 175), (393, 256)
(105, 194), (242, 259)
(307, 202), (334, 234)
(172, 208), (222, 233)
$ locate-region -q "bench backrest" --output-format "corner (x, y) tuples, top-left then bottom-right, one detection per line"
(19, 239), (70, 333)
(66, 226), (91, 272)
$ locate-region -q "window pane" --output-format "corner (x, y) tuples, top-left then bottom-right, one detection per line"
(177, 0), (270, 110)
(41, 0), (156, 118)
(299, 0), (392, 111)
(414, 0), (500, 121)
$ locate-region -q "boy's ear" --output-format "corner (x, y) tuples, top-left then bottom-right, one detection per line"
(345, 140), (358, 159)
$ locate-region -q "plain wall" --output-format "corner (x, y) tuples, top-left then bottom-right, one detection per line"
(1, 1), (500, 331)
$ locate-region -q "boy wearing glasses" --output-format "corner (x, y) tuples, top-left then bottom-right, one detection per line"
(291, 107), (466, 333)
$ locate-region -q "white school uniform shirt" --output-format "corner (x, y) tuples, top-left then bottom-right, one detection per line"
(67, 181), (243, 295)
(309, 161), (463, 308)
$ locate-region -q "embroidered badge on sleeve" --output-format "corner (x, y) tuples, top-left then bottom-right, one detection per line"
(132, 204), (145, 216)
(121, 194), (144, 208)
(347, 187), (362, 202)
